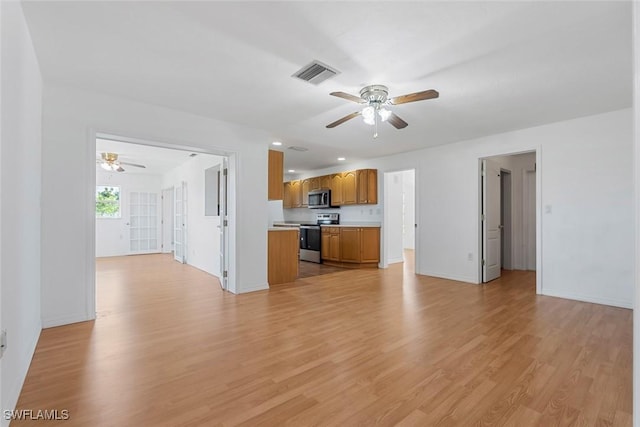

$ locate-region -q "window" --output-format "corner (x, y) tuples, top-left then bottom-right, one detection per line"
(96, 186), (121, 218)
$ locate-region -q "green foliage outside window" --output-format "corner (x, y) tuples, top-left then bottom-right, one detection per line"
(96, 186), (121, 218)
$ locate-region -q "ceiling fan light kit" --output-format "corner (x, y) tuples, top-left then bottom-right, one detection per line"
(327, 84), (439, 138)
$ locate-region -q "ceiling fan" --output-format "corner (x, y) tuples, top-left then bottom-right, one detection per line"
(327, 85), (439, 138)
(96, 152), (146, 172)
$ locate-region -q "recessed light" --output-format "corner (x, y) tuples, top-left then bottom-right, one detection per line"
(337, 157), (346, 161)
(288, 169), (296, 173)
(272, 141), (282, 146)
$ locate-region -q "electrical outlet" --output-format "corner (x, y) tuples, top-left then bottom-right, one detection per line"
(467, 253), (473, 261)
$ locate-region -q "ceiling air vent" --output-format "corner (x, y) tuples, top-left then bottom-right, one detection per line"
(292, 60), (339, 85)
(288, 146), (309, 152)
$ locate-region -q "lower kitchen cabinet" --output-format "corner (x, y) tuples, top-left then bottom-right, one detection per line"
(268, 229), (299, 285)
(321, 226), (379, 268)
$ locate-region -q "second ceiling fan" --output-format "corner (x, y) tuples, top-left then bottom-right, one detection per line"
(327, 85), (439, 138)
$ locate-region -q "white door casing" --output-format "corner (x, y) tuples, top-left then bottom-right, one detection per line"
(161, 188), (173, 254)
(482, 159), (501, 282)
(219, 158), (229, 290)
(174, 182), (187, 263)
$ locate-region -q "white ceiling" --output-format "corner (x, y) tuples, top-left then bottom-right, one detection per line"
(23, 1), (632, 173)
(96, 138), (201, 175)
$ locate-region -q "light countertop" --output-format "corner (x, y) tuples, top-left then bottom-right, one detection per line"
(320, 223), (381, 228)
(268, 227), (299, 231)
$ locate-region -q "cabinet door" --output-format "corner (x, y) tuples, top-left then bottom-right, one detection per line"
(340, 227), (361, 262)
(319, 175), (331, 190)
(283, 182), (293, 208)
(268, 150), (284, 200)
(366, 169), (378, 204)
(301, 179), (310, 207)
(356, 169), (368, 204)
(329, 233), (341, 261)
(361, 228), (380, 263)
(310, 177), (320, 191)
(321, 231), (330, 260)
(342, 171), (357, 205)
(331, 173), (343, 206)
(291, 180), (302, 207)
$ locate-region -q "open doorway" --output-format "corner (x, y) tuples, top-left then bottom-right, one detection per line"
(94, 135), (230, 312)
(480, 152), (537, 283)
(383, 169), (416, 272)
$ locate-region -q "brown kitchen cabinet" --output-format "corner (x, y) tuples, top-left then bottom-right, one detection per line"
(356, 169), (378, 204)
(283, 180), (302, 208)
(321, 226), (379, 268)
(283, 169), (378, 209)
(301, 177), (320, 207)
(330, 173), (344, 205)
(268, 229), (299, 285)
(342, 171), (357, 205)
(268, 150), (284, 201)
(321, 227), (341, 261)
(319, 175), (331, 190)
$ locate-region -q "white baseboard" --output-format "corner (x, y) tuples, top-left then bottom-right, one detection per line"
(387, 257), (404, 264)
(417, 270), (478, 284)
(42, 312), (93, 328)
(541, 289), (633, 309)
(2, 323), (41, 427)
(238, 283), (269, 294)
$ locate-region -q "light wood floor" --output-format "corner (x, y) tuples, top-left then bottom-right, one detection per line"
(15, 254), (632, 426)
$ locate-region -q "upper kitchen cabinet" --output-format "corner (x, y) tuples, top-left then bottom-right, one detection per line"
(283, 180), (302, 208)
(301, 177), (320, 207)
(268, 150), (284, 201)
(342, 171), (357, 205)
(356, 169), (378, 204)
(283, 169), (378, 209)
(330, 173), (343, 205)
(319, 175), (331, 190)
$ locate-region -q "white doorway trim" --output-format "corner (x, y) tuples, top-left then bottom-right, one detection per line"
(477, 148), (542, 295)
(382, 168), (417, 270)
(87, 130), (238, 320)
(161, 187), (173, 254)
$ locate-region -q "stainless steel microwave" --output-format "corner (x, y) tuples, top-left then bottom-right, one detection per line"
(308, 189), (331, 209)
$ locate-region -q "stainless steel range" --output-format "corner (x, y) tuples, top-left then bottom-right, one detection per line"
(299, 213), (339, 263)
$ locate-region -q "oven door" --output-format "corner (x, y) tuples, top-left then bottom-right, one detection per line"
(300, 226), (321, 263)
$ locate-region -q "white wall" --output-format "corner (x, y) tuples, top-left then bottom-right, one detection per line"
(162, 154), (223, 276)
(95, 170), (163, 257)
(1, 2), (43, 423)
(489, 152), (536, 270)
(41, 86), (270, 327)
(292, 108), (633, 308)
(385, 171), (405, 264)
(402, 169), (415, 250)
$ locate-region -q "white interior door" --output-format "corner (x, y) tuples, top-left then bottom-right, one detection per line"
(482, 159), (502, 282)
(174, 182), (187, 263)
(219, 158), (229, 290)
(129, 191), (159, 254)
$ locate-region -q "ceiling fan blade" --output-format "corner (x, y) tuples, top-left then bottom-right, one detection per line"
(330, 91), (365, 104)
(389, 89), (439, 105)
(387, 112), (408, 129)
(119, 161), (146, 168)
(326, 111), (361, 128)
